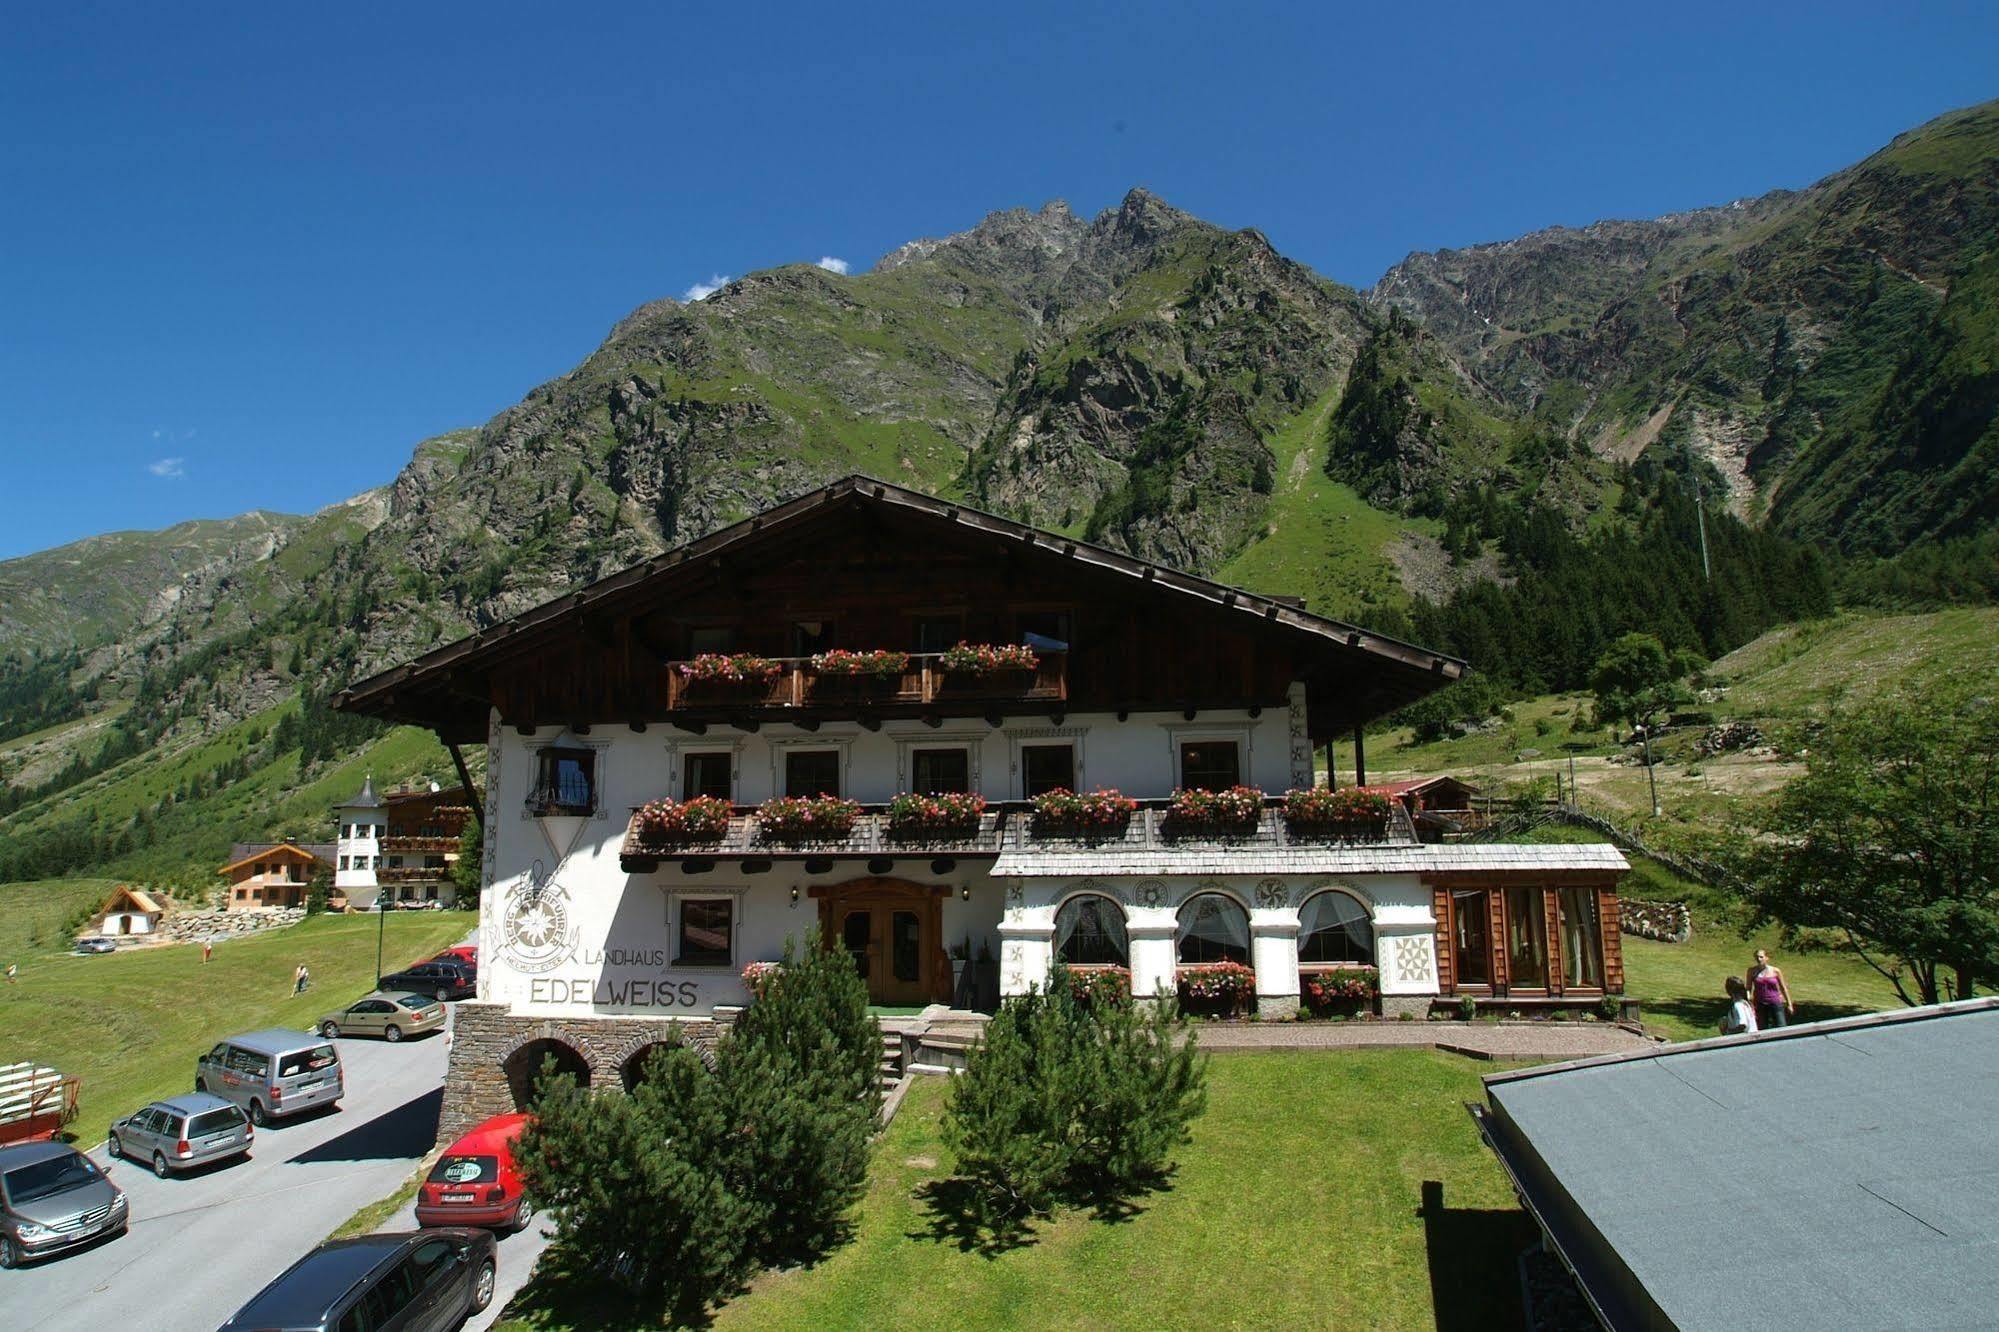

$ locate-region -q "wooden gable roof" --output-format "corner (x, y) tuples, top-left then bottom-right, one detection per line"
(216, 841), (325, 875)
(98, 885), (163, 916)
(335, 475), (1465, 743)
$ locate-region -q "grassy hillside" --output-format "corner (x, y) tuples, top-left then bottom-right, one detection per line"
(0, 900), (472, 1147)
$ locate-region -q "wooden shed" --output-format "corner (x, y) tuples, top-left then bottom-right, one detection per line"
(92, 884), (165, 937)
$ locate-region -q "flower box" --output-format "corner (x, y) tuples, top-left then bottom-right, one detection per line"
(1163, 785), (1265, 836)
(1302, 965), (1380, 1016)
(1065, 965), (1131, 1007)
(742, 960), (783, 997)
(754, 795), (862, 842)
(937, 641), (1040, 675)
(809, 648), (910, 679)
(1177, 961), (1256, 1015)
(1030, 787), (1138, 836)
(633, 795), (733, 846)
(885, 791), (986, 840)
(677, 653), (783, 686)
(1282, 786), (1391, 840)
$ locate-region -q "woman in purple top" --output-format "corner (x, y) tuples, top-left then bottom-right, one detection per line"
(1747, 948), (1794, 1029)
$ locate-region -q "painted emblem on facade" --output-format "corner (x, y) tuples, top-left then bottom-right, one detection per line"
(1136, 879), (1165, 908)
(500, 860), (578, 974)
(1393, 935), (1433, 985)
(1255, 879), (1287, 909)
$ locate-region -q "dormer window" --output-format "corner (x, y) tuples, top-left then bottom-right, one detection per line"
(529, 747), (597, 816)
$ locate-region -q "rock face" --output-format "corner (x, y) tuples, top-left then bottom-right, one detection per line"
(1373, 99), (1999, 553)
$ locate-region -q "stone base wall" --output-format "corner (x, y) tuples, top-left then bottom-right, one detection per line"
(1379, 995), (1431, 1020)
(441, 1003), (726, 1141)
(1619, 898), (1692, 944)
(1256, 993), (1301, 1021)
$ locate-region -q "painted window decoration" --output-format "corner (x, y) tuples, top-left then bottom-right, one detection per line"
(1053, 894), (1128, 967)
(1297, 891), (1375, 966)
(1177, 893), (1250, 965)
(529, 747), (596, 816)
(1560, 886), (1604, 989)
(677, 898), (733, 967)
(1178, 740), (1241, 792)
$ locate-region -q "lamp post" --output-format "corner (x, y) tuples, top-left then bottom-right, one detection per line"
(1636, 722), (1662, 818)
(375, 895), (386, 985)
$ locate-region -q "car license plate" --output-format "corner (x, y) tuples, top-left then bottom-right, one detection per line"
(442, 1192), (474, 1203)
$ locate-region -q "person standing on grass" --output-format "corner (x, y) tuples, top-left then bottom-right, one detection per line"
(202, 938), (212, 965)
(1747, 949), (1794, 1029)
(293, 962), (309, 995)
(1720, 976), (1759, 1035)
(4, 962), (15, 985)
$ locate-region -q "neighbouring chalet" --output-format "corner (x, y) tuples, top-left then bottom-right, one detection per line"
(334, 776), (477, 911)
(218, 840), (334, 911)
(90, 885), (165, 937)
(335, 476), (1629, 1135)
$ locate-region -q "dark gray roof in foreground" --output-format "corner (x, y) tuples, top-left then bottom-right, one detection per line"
(1479, 999), (1999, 1331)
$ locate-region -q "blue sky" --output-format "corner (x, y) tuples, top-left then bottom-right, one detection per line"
(2, 2), (1995, 559)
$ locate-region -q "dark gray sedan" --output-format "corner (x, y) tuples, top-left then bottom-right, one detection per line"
(0, 1141), (128, 1267)
(109, 1092), (252, 1177)
(221, 1228), (497, 1331)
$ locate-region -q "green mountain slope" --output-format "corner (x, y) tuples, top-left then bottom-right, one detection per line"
(1374, 98), (1999, 554)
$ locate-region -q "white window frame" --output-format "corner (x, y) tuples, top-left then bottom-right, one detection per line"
(665, 737), (745, 802)
(768, 735), (855, 799)
(894, 731), (985, 795)
(1165, 722), (1252, 791)
(1006, 725), (1089, 799)
(666, 887), (747, 969)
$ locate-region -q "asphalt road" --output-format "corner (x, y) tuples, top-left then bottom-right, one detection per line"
(6, 1026), (453, 1332)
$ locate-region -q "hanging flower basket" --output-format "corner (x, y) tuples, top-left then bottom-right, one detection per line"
(633, 795), (733, 846)
(1283, 786), (1391, 840)
(1302, 965), (1380, 1016)
(1177, 961), (1256, 1015)
(885, 791), (986, 840)
(938, 641), (1040, 674)
(1031, 787), (1138, 835)
(754, 795), (861, 842)
(1163, 785), (1265, 836)
(677, 653), (783, 685)
(809, 648), (910, 679)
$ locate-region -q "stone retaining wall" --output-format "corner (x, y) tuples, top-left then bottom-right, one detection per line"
(156, 907), (306, 943)
(440, 1004), (727, 1141)
(1618, 897), (1692, 944)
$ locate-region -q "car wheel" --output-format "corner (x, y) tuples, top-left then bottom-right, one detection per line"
(0, 1234), (19, 1269)
(108, 1132), (122, 1160)
(437, 988), (450, 1003)
(249, 1100), (267, 1127)
(470, 1257), (496, 1312)
(512, 1196), (537, 1234)
(385, 1024), (403, 1043)
(153, 1151), (171, 1180)
(321, 1021), (340, 1039)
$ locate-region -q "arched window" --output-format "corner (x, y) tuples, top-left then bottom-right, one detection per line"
(1298, 891), (1375, 965)
(1177, 893), (1249, 965)
(1054, 894), (1128, 967)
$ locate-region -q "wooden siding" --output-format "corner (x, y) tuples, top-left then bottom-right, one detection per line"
(1432, 886), (1454, 995)
(1599, 886), (1626, 993)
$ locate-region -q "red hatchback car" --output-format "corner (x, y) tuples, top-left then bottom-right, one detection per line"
(415, 1113), (534, 1233)
(430, 945), (478, 967)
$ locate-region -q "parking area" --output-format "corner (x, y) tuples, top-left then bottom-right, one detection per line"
(6, 1027), (453, 1332)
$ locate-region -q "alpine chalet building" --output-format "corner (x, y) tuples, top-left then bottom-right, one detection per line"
(337, 476), (1628, 1134)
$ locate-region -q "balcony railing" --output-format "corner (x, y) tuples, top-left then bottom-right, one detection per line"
(376, 865), (450, 885)
(380, 835), (460, 854)
(662, 651), (1067, 713)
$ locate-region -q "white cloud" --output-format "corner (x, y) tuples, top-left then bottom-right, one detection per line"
(815, 256), (850, 275)
(682, 274), (731, 301)
(148, 456), (186, 479)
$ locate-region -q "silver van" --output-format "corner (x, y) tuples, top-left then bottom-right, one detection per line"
(109, 1093), (252, 1176)
(196, 1029), (343, 1126)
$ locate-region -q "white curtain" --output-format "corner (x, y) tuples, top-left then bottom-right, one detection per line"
(1299, 892), (1373, 965)
(1055, 895), (1128, 965)
(1177, 894), (1249, 964)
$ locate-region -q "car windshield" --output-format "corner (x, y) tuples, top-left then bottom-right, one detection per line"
(189, 1108), (244, 1136)
(4, 1153), (100, 1204)
(394, 995), (435, 1011)
(428, 1154), (498, 1185)
(277, 1045), (339, 1078)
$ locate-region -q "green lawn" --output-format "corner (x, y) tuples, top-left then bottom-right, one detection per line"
(500, 1051), (1534, 1331)
(1622, 921), (1903, 1043)
(0, 893), (474, 1146)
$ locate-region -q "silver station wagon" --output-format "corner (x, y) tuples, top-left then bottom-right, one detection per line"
(196, 1029), (343, 1126)
(109, 1092), (252, 1177)
(319, 991), (447, 1042)
(0, 1141), (128, 1268)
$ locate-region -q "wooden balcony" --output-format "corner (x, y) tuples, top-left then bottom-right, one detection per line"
(376, 865), (450, 885)
(380, 835), (460, 854)
(662, 651), (1067, 716)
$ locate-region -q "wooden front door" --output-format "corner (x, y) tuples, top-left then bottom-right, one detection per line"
(818, 878), (945, 1007)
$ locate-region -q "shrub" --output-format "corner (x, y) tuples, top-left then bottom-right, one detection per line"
(1597, 994), (1624, 1023)
(943, 967), (1205, 1236)
(754, 795), (861, 842)
(1456, 993), (1478, 1021)
(938, 641), (1040, 673)
(1031, 787), (1138, 834)
(1163, 785), (1264, 835)
(885, 791), (986, 839)
(635, 795), (734, 845)
(677, 652), (782, 684)
(809, 648), (909, 678)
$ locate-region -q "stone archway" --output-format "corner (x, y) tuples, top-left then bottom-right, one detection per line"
(503, 1036), (590, 1110)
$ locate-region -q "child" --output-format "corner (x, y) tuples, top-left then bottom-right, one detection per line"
(1720, 975), (1758, 1036)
